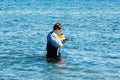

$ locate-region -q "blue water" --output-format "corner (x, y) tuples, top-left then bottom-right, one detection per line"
(0, 0), (120, 80)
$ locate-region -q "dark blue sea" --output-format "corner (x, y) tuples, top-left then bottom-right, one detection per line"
(0, 0), (120, 80)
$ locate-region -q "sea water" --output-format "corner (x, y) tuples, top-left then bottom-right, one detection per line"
(0, 0), (120, 80)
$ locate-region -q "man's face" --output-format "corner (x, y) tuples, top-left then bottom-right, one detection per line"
(56, 29), (62, 35)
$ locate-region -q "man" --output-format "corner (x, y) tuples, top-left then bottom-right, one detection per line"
(46, 23), (66, 61)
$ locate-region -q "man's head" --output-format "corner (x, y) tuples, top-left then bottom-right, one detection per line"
(53, 23), (62, 34)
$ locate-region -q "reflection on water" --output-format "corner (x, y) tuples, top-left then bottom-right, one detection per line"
(0, 0), (120, 80)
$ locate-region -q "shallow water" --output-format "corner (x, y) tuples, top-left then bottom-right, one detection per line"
(0, 0), (120, 80)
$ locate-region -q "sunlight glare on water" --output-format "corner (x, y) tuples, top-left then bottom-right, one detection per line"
(0, 0), (120, 80)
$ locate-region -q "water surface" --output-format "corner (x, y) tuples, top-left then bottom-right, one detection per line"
(0, 0), (120, 80)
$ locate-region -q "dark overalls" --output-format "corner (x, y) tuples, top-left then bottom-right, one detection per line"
(46, 31), (61, 60)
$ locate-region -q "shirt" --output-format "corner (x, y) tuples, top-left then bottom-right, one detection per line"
(47, 31), (63, 48)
